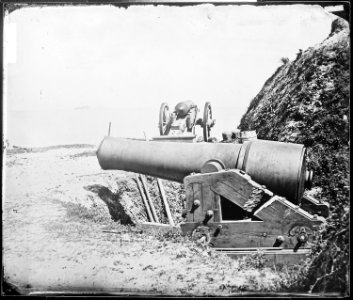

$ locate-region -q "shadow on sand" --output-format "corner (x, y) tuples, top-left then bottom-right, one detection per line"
(84, 184), (133, 225)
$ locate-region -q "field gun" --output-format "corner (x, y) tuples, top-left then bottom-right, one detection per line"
(157, 100), (215, 142)
(97, 136), (327, 263)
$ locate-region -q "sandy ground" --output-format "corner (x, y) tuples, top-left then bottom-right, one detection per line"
(3, 145), (288, 296)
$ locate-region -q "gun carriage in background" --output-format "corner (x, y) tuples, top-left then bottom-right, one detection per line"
(157, 101), (215, 142)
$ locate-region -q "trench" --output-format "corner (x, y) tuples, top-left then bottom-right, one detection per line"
(84, 175), (185, 226)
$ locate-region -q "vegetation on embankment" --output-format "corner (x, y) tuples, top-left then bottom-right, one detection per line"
(239, 18), (350, 294)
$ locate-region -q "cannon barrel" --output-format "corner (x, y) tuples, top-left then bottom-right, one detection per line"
(97, 136), (309, 204)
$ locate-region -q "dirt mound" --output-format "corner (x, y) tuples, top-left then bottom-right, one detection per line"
(238, 17), (349, 294)
(330, 17), (349, 35)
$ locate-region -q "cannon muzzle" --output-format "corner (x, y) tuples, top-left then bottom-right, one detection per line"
(97, 136), (310, 204)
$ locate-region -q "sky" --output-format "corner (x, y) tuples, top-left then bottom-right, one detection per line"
(4, 4), (336, 113)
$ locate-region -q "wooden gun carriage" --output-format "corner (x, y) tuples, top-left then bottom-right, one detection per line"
(96, 136), (328, 265)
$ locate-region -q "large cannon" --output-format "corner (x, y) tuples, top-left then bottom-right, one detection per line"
(97, 136), (326, 262)
(97, 136), (310, 204)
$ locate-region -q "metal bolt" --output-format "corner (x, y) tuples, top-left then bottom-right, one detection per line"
(193, 200), (201, 207)
(203, 210), (214, 225)
(206, 210), (214, 217)
(298, 232), (308, 243)
(190, 200), (201, 213)
(273, 235), (284, 247)
(214, 225), (222, 237)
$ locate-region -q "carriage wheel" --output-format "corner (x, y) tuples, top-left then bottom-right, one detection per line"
(203, 102), (213, 141)
(159, 102), (170, 135)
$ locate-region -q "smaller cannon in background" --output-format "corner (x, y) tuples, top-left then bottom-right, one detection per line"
(157, 101), (216, 142)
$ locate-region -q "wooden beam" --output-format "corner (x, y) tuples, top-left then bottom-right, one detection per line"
(157, 178), (175, 226)
(140, 175), (159, 223)
(135, 175), (154, 222)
